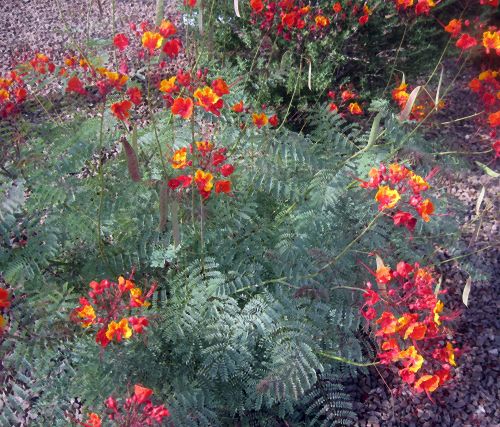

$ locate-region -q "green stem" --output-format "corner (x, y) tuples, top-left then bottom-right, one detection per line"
(302, 211), (383, 280)
(318, 351), (380, 367)
(382, 23), (408, 96)
(146, 58), (168, 177)
(97, 101), (106, 259)
(276, 55), (303, 132)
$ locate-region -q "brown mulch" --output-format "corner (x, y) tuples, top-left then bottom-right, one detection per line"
(0, 0), (156, 72)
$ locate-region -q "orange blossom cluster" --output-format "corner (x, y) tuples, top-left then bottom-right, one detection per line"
(71, 273), (155, 348)
(361, 258), (459, 397)
(358, 163), (436, 232)
(80, 384), (169, 427)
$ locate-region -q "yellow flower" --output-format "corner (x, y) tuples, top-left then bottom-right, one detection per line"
(315, 15), (330, 27)
(478, 70), (497, 81)
(130, 287), (151, 307)
(77, 304), (96, 328)
(195, 169), (214, 192)
(408, 171), (430, 191)
(159, 76), (177, 93)
(375, 185), (401, 209)
(482, 31), (500, 55)
(446, 342), (457, 367)
(0, 89), (10, 102)
(142, 32), (163, 51)
(105, 318), (132, 341)
(398, 345), (424, 373)
(433, 300), (444, 325)
(171, 147), (189, 169)
(193, 86), (220, 108)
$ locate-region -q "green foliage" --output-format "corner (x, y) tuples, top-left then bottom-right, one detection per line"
(0, 94), (467, 425)
(200, 0), (448, 118)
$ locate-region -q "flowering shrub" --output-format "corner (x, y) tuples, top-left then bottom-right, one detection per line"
(392, 0), (436, 16)
(168, 142), (235, 199)
(161, 73), (231, 119)
(79, 384), (169, 426)
(249, 0), (373, 41)
(0, 0), (492, 424)
(326, 86), (364, 116)
(72, 273), (155, 347)
(357, 163), (437, 232)
(361, 257), (458, 398)
(441, 3), (499, 157)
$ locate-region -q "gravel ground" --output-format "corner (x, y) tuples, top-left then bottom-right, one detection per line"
(0, 2), (498, 426)
(0, 0), (158, 71)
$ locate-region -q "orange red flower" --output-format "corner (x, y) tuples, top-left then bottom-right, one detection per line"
(142, 31), (163, 53)
(171, 97), (193, 119)
(215, 180), (231, 194)
(348, 102), (363, 115)
(250, 0), (264, 13)
(456, 33), (477, 50)
(375, 185), (401, 210)
(129, 316), (149, 333)
(73, 274), (154, 348)
(171, 147), (189, 169)
(416, 198), (434, 222)
(163, 39), (182, 58)
(414, 374), (440, 393)
(127, 87), (142, 105)
(105, 318), (132, 342)
(252, 112), (268, 128)
(482, 31), (500, 55)
(0, 288), (10, 309)
(66, 76), (86, 95)
(134, 385), (153, 404)
(113, 33), (129, 51)
(211, 78), (230, 97)
(159, 20), (177, 38)
(232, 101), (244, 113)
(82, 412), (102, 427)
(444, 19), (462, 38)
(111, 100), (132, 121)
(489, 110), (500, 127)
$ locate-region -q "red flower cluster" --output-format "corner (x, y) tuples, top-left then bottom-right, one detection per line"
(0, 287), (10, 334)
(392, 0), (436, 16)
(160, 71), (231, 119)
(71, 272), (155, 348)
(250, 1), (372, 41)
(29, 52), (56, 74)
(0, 70), (27, 118)
(443, 15), (499, 55)
(358, 163), (436, 231)
(468, 69), (500, 156)
(361, 258), (458, 397)
(168, 141), (235, 199)
(327, 86), (363, 116)
(80, 384), (169, 427)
